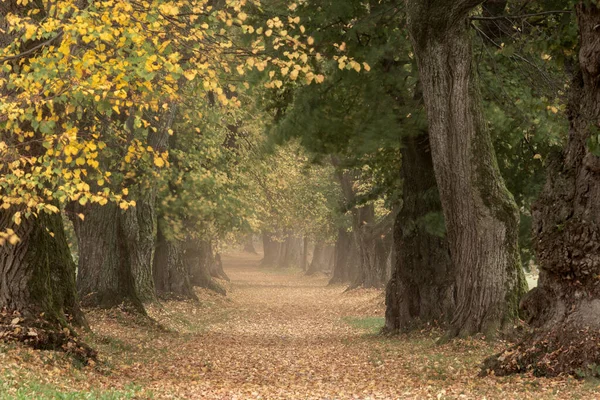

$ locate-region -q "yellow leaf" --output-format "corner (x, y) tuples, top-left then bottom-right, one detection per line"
(154, 157), (165, 167)
(183, 70), (197, 81)
(13, 212), (21, 226)
(77, 213), (85, 221)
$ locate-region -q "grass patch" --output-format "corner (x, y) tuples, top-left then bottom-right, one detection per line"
(0, 374), (150, 400)
(342, 316), (385, 334)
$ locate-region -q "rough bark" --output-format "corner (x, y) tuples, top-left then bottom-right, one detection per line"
(484, 3), (600, 377)
(153, 221), (196, 300)
(0, 210), (84, 325)
(329, 228), (359, 284)
(405, 0), (527, 338)
(0, 209), (96, 360)
(350, 205), (393, 289)
(70, 202), (147, 312)
(385, 133), (456, 334)
(185, 239), (226, 295)
(261, 232), (282, 267)
(120, 191), (157, 304)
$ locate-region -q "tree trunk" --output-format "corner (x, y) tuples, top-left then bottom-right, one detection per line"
(385, 133), (455, 334)
(329, 228), (359, 284)
(261, 232), (282, 266)
(405, 0), (527, 338)
(301, 237), (309, 271)
(0, 210), (84, 326)
(70, 203), (144, 311)
(0, 209), (97, 359)
(280, 233), (302, 268)
(185, 239), (226, 295)
(306, 243), (334, 275)
(120, 191), (157, 304)
(242, 234), (257, 254)
(153, 221), (196, 300)
(484, 3), (600, 377)
(350, 204), (393, 289)
(210, 252), (230, 282)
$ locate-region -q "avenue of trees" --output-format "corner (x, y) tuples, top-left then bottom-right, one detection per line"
(0, 0), (599, 379)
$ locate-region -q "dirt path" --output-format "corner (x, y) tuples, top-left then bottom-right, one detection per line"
(1, 252), (596, 399)
(139, 252), (595, 399)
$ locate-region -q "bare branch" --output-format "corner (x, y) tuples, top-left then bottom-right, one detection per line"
(470, 10), (573, 21)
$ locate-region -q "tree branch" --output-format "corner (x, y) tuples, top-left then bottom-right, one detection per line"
(0, 30), (64, 64)
(470, 10), (572, 21)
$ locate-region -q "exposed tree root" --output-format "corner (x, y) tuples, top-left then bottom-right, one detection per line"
(481, 327), (600, 378)
(0, 309), (97, 364)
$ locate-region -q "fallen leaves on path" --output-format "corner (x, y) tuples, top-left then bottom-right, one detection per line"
(1, 251), (598, 399)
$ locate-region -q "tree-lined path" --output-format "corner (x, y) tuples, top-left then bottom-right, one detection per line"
(3, 251), (593, 399)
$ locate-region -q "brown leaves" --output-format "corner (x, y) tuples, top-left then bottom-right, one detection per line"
(0, 252), (597, 398)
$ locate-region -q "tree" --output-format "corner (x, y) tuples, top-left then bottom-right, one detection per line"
(385, 132), (455, 333)
(404, 0), (527, 338)
(485, 1), (600, 377)
(153, 217), (197, 300)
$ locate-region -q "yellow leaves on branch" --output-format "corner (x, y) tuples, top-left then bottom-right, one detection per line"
(0, 0), (353, 217)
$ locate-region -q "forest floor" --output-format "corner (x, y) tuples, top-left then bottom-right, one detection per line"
(1, 251), (599, 399)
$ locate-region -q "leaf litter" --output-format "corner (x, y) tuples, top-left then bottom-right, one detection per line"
(0, 251), (599, 399)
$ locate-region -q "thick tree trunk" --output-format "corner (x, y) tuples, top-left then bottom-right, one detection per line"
(121, 191), (157, 304)
(385, 133), (455, 334)
(211, 252), (230, 282)
(306, 243), (334, 275)
(349, 204), (393, 289)
(185, 239), (226, 295)
(280, 233), (303, 268)
(70, 203), (144, 311)
(0, 210), (97, 359)
(261, 232), (282, 266)
(153, 221), (196, 300)
(484, 3), (600, 377)
(0, 210), (84, 326)
(329, 228), (359, 284)
(242, 234), (257, 254)
(405, 0), (527, 338)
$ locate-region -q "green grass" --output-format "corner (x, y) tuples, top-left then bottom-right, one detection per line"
(342, 316), (385, 334)
(0, 376), (150, 400)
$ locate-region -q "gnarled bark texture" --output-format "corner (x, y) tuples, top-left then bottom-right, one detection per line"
(0, 210), (84, 326)
(120, 191), (157, 304)
(484, 3), (600, 377)
(385, 133), (456, 333)
(70, 203), (145, 312)
(405, 0), (527, 338)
